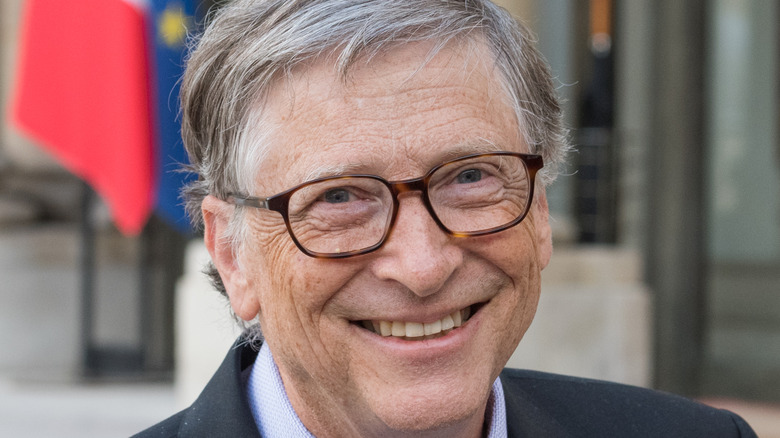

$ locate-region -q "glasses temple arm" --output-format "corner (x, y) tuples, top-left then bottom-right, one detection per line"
(227, 195), (270, 209)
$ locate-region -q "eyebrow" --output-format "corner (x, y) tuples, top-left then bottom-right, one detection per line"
(300, 139), (507, 182)
(301, 162), (367, 181)
(436, 139), (504, 161)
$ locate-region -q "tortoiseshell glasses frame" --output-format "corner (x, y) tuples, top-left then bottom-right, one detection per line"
(227, 151), (543, 259)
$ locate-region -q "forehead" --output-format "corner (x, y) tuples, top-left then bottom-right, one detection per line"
(255, 40), (522, 191)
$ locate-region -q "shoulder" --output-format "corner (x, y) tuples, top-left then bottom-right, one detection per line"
(499, 368), (757, 438)
(131, 411), (186, 438)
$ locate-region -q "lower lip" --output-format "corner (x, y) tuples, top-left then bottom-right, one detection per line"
(350, 306), (483, 360)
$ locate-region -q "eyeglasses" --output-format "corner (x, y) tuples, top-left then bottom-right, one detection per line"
(227, 151), (543, 258)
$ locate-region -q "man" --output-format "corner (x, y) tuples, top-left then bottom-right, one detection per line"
(136, 0), (757, 436)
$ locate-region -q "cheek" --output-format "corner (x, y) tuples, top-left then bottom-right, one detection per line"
(477, 221), (543, 331)
(243, 212), (299, 290)
(508, 220), (544, 311)
(249, 219), (361, 347)
(257, 252), (365, 391)
(242, 215), (304, 326)
(475, 218), (542, 280)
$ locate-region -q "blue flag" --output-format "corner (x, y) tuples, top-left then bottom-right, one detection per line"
(148, 0), (201, 233)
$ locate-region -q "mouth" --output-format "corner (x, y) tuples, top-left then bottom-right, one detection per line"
(354, 303), (484, 341)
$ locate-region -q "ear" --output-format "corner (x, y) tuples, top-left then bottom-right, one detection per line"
(532, 187), (553, 270)
(202, 195), (261, 321)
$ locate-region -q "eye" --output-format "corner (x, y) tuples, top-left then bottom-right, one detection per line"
(456, 169), (483, 184)
(323, 188), (351, 203)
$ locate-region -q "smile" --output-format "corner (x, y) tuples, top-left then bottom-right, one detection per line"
(357, 304), (480, 341)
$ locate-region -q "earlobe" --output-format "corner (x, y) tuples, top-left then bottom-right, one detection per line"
(533, 188), (553, 270)
(202, 195), (261, 321)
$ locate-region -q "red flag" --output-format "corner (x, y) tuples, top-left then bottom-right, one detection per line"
(10, 0), (154, 235)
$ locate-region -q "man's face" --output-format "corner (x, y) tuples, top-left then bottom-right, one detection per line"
(205, 41), (552, 437)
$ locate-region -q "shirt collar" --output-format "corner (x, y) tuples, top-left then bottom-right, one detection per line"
(246, 343), (507, 437)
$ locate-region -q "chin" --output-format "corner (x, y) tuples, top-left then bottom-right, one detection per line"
(378, 404), (481, 435)
(366, 373), (491, 435)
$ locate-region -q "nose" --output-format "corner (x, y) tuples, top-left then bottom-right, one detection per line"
(370, 194), (463, 298)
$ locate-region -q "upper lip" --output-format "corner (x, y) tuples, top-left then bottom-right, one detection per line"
(351, 301), (483, 324)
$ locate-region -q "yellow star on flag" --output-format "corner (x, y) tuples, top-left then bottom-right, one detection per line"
(158, 3), (190, 47)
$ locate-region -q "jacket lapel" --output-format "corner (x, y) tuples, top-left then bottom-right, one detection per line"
(178, 339), (262, 437)
(501, 369), (572, 438)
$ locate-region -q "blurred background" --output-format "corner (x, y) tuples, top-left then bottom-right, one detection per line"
(1, 0), (778, 436)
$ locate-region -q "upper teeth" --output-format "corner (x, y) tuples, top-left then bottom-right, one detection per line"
(362, 307), (472, 339)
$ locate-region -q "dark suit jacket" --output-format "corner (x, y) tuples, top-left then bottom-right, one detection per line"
(134, 340), (757, 437)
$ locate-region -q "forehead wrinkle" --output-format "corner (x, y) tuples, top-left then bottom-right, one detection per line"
(263, 41), (524, 189)
(298, 138), (509, 185)
(445, 139), (505, 156)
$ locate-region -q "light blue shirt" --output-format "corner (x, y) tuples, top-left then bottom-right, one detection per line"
(246, 342), (508, 437)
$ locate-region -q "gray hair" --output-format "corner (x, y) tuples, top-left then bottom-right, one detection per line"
(180, 0), (569, 333)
